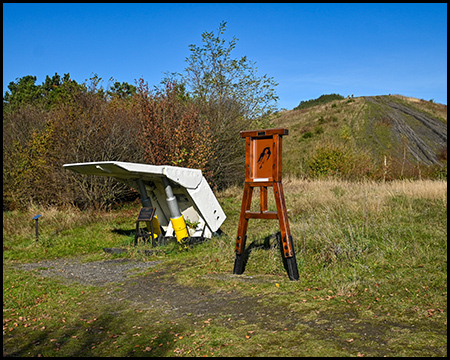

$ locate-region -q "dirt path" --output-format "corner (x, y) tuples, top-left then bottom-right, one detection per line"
(16, 256), (447, 357)
(364, 96), (447, 165)
(19, 258), (297, 330)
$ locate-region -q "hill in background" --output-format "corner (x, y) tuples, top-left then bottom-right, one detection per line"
(268, 94), (447, 180)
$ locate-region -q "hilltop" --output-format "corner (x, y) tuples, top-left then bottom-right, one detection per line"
(269, 95), (447, 180)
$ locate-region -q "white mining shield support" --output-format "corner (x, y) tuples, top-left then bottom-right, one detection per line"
(63, 161), (226, 239)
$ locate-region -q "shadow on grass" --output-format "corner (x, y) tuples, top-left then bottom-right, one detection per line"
(111, 228), (136, 237)
(4, 303), (184, 357)
(237, 232), (298, 279)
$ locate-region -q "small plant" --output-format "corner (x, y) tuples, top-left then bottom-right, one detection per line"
(339, 125), (352, 140)
(437, 145), (447, 162)
(184, 217), (200, 231)
(330, 115), (338, 122)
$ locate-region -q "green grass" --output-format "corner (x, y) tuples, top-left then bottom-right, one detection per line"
(3, 179), (447, 356)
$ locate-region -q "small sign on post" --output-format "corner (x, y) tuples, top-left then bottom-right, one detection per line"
(135, 207), (157, 247)
(32, 214), (42, 241)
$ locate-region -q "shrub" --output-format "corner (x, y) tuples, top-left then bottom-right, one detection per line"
(135, 80), (215, 184)
(308, 146), (347, 177)
(308, 143), (377, 180)
(315, 126), (324, 135)
(437, 145), (447, 162)
(3, 77), (143, 210)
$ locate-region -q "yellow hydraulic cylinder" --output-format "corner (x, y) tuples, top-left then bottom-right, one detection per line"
(162, 177), (190, 243)
(170, 215), (189, 242)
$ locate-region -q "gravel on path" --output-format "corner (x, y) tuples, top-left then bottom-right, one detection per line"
(19, 257), (162, 285)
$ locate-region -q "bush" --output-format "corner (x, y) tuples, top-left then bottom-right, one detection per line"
(308, 143), (377, 180)
(3, 76), (143, 210)
(135, 80), (215, 184)
(315, 126), (324, 135)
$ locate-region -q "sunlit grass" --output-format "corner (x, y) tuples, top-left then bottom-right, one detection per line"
(3, 179), (447, 356)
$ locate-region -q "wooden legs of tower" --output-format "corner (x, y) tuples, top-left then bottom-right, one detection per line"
(233, 182), (299, 281)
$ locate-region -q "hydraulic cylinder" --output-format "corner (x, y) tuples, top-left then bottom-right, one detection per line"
(162, 177), (189, 242)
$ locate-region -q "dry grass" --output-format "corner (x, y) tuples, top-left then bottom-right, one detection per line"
(216, 178), (447, 280)
(283, 177), (447, 206)
(217, 178), (447, 220)
(276, 97), (366, 130)
(3, 204), (97, 241)
(218, 178), (447, 219)
(3, 179), (447, 357)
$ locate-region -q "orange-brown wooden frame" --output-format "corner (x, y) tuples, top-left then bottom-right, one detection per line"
(233, 128), (299, 280)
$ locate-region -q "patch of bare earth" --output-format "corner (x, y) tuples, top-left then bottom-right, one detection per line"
(17, 257), (446, 356)
(365, 96), (447, 165)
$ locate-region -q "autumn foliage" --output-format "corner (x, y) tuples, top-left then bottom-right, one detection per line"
(135, 80), (215, 183)
(3, 76), (143, 210)
(3, 75), (219, 210)
(4, 23), (284, 209)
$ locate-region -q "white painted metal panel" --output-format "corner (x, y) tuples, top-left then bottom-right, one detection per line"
(63, 161), (226, 236)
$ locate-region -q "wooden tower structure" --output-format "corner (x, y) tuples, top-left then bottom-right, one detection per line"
(233, 128), (299, 280)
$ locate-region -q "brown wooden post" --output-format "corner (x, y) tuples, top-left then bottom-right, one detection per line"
(233, 128), (299, 280)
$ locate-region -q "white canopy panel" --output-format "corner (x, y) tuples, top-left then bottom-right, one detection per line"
(63, 161), (226, 237)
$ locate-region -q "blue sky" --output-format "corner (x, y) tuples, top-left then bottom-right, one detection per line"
(3, 3), (447, 110)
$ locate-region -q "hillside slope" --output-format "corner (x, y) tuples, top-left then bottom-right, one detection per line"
(364, 96), (446, 165)
(270, 95), (447, 180)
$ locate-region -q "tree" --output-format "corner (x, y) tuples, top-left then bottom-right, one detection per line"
(3, 73), (84, 113)
(50, 80), (143, 208)
(135, 79), (215, 183)
(42, 73), (84, 108)
(108, 81), (137, 99)
(3, 75), (43, 109)
(183, 21), (279, 120)
(3, 74), (143, 210)
(180, 21), (279, 188)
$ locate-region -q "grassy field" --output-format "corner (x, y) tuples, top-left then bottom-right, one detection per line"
(3, 179), (447, 356)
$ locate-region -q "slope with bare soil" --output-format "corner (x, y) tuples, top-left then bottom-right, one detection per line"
(364, 96), (447, 165)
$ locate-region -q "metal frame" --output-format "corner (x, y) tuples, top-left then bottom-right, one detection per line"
(63, 161), (226, 240)
(134, 207), (156, 246)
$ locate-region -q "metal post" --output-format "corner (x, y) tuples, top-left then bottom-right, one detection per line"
(162, 177), (181, 218)
(136, 178), (153, 208)
(136, 178), (161, 239)
(32, 215), (42, 241)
